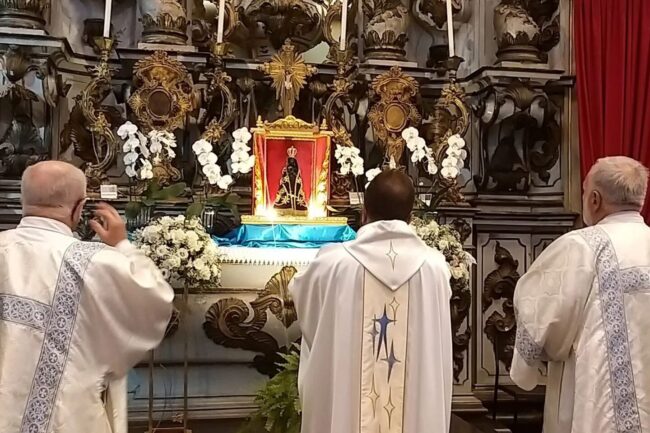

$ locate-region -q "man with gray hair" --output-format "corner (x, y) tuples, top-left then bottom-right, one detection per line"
(511, 156), (650, 433)
(0, 161), (174, 433)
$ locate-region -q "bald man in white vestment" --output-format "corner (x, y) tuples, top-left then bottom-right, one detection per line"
(290, 170), (453, 433)
(511, 156), (650, 433)
(0, 161), (174, 433)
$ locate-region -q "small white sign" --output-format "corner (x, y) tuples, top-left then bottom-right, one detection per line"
(349, 192), (364, 205)
(419, 193), (432, 206)
(100, 184), (118, 200)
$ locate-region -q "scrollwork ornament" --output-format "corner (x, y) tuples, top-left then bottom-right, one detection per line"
(451, 275), (471, 382)
(473, 79), (560, 193)
(420, 80), (470, 204)
(203, 266), (298, 356)
(199, 43), (236, 144)
(324, 49), (357, 148)
(483, 242), (520, 370)
(79, 37), (119, 191)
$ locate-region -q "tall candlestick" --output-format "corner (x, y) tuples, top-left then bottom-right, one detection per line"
(103, 0), (112, 38)
(216, 0), (226, 44)
(339, 0), (348, 52)
(446, 0), (455, 57)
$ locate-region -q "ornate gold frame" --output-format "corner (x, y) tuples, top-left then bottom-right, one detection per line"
(368, 66), (422, 163)
(128, 51), (195, 132)
(251, 115), (333, 219)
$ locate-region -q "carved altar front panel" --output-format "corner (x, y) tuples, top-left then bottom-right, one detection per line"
(476, 231), (560, 388)
(476, 234), (527, 386)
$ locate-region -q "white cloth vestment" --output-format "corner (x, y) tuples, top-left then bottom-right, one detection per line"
(511, 212), (650, 433)
(290, 220), (453, 433)
(0, 217), (174, 433)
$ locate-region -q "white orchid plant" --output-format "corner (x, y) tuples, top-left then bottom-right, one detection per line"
(117, 121), (186, 222)
(185, 127), (255, 221)
(335, 144), (364, 177)
(191, 127), (255, 192)
(363, 127), (468, 210)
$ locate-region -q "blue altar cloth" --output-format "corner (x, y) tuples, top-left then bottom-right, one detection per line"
(214, 224), (357, 248)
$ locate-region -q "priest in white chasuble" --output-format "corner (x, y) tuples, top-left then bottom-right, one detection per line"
(511, 156), (650, 433)
(0, 161), (174, 433)
(290, 170), (453, 433)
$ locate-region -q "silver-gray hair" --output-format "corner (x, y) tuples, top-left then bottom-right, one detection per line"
(21, 161), (87, 215)
(589, 156), (649, 208)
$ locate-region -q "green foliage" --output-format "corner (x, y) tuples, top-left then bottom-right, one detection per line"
(414, 184), (454, 216)
(185, 193), (241, 219)
(126, 178), (186, 219)
(238, 351), (302, 433)
(125, 201), (144, 220)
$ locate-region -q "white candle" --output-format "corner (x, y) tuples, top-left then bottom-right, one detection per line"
(103, 0), (112, 38)
(339, 0), (348, 51)
(216, 0), (226, 44)
(446, 0), (455, 57)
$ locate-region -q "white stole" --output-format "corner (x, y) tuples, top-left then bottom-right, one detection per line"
(360, 271), (409, 433)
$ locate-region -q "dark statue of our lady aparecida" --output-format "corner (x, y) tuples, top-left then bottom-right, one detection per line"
(274, 145), (308, 214)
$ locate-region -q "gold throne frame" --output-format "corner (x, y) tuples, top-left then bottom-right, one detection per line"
(243, 115), (346, 226)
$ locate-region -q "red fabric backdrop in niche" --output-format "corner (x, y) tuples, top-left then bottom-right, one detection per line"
(574, 0), (650, 221)
(252, 134), (330, 212)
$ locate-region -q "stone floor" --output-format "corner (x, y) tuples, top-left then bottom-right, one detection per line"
(129, 414), (524, 433)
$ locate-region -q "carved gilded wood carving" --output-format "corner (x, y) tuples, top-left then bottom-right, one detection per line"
(367, 66), (421, 163)
(129, 50), (195, 133)
(203, 266), (298, 356)
(259, 39), (317, 117)
(483, 242), (520, 371)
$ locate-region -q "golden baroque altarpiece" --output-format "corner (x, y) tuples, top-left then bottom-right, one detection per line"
(0, 0), (577, 428)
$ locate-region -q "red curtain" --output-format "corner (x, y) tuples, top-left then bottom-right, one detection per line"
(574, 0), (650, 220)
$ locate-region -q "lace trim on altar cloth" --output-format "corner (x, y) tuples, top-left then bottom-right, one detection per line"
(20, 241), (104, 433)
(0, 294), (52, 332)
(220, 247), (318, 266)
(579, 227), (642, 433)
(515, 323), (548, 366)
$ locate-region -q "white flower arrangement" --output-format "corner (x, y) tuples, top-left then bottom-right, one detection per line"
(365, 167), (382, 188)
(148, 130), (177, 162)
(401, 127), (440, 177)
(335, 144), (364, 176)
(440, 134), (467, 179)
(133, 215), (223, 287)
(192, 127), (254, 190)
(410, 217), (475, 288)
(230, 127), (255, 174)
(365, 157), (398, 188)
(118, 121), (178, 181)
(400, 127), (468, 180)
